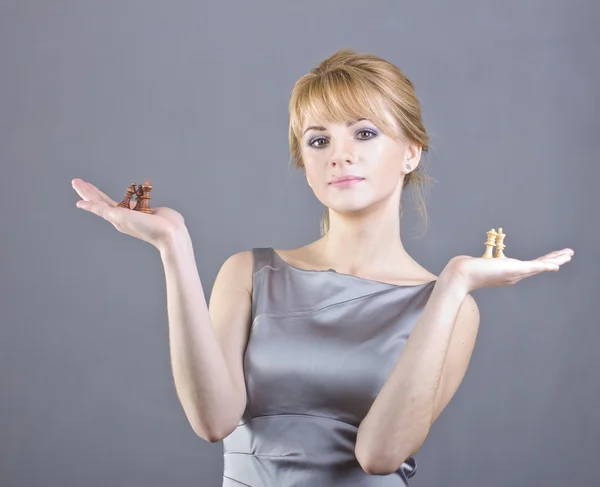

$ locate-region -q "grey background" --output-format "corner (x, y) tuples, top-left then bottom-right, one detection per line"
(1, 1), (598, 486)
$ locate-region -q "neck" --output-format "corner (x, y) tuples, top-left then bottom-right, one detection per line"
(314, 196), (411, 275)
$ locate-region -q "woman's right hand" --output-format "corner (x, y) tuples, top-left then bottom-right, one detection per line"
(72, 178), (186, 250)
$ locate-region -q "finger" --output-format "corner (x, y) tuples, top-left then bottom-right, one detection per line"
(72, 179), (117, 207)
(72, 179), (95, 202)
(527, 252), (572, 273)
(535, 248), (574, 260)
(523, 260), (560, 274)
(538, 253), (572, 267)
(86, 181), (119, 207)
(76, 200), (119, 221)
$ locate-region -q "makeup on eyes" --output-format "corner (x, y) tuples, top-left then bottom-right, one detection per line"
(307, 128), (379, 149)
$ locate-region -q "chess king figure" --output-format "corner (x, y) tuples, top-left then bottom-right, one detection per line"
(482, 228), (507, 259)
(117, 180), (153, 214)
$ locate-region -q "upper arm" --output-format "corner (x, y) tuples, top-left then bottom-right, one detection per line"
(208, 250), (254, 414)
(431, 293), (481, 425)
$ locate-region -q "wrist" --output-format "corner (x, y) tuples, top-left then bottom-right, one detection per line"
(437, 265), (471, 297)
(158, 225), (192, 256)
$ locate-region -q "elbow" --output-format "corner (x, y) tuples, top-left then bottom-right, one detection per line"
(189, 395), (246, 443)
(357, 449), (401, 476)
(202, 426), (227, 443)
(358, 460), (391, 476)
(357, 452), (415, 477)
(357, 454), (398, 476)
(355, 442), (395, 475)
(190, 410), (242, 443)
(191, 421), (222, 443)
(356, 437), (427, 476)
(195, 430), (223, 444)
(193, 420), (237, 443)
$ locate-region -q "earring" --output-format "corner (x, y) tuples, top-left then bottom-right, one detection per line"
(406, 163), (412, 171)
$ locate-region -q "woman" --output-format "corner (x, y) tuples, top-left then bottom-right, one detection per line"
(71, 48), (573, 486)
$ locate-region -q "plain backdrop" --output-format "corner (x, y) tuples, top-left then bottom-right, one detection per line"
(1, 1), (598, 486)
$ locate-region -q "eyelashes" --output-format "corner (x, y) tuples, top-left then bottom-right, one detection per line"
(306, 129), (378, 149)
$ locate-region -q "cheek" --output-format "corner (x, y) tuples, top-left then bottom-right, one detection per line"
(366, 148), (400, 175)
(303, 157), (326, 188)
(366, 158), (404, 197)
(305, 167), (317, 189)
(381, 158), (404, 182)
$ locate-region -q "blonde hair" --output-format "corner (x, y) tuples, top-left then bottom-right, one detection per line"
(288, 48), (435, 239)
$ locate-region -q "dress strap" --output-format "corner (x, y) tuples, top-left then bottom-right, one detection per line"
(251, 247), (275, 275)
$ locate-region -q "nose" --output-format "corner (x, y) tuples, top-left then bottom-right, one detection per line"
(329, 139), (357, 167)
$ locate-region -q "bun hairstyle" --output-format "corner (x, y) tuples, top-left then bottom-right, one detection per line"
(288, 48), (434, 238)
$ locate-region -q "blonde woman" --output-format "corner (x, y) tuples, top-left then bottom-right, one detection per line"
(72, 48), (574, 486)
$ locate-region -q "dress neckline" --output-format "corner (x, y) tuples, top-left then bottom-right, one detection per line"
(269, 247), (437, 289)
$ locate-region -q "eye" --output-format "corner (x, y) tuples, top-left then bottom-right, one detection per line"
(308, 136), (328, 149)
(357, 129), (377, 140)
(307, 128), (378, 149)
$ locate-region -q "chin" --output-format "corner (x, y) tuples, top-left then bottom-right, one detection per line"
(325, 201), (374, 214)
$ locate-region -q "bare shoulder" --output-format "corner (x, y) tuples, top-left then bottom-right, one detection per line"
(213, 250), (254, 295)
(208, 250), (254, 324)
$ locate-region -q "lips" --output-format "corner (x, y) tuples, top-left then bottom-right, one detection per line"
(329, 175), (364, 184)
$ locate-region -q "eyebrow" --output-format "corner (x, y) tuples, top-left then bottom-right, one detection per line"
(302, 118), (367, 136)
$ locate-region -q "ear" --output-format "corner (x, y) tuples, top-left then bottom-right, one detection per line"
(406, 144), (422, 171)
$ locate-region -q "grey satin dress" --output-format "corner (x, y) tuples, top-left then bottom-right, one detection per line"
(222, 247), (437, 487)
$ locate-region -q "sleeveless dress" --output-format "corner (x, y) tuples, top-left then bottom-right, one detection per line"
(222, 247), (437, 487)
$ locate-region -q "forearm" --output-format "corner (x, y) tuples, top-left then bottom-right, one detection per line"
(355, 270), (468, 473)
(159, 229), (241, 441)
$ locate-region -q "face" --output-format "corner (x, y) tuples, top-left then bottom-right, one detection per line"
(300, 112), (421, 215)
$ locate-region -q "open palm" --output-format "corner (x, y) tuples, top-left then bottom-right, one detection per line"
(445, 248), (574, 293)
(72, 178), (186, 249)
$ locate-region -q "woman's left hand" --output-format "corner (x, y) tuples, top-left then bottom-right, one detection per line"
(442, 248), (574, 294)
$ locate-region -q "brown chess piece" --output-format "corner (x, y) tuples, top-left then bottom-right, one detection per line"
(117, 182), (137, 209)
(132, 179), (153, 214)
